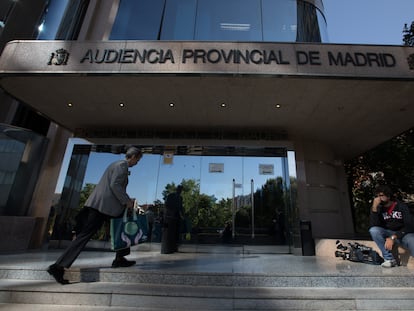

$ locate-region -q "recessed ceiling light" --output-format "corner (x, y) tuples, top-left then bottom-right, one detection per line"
(119, 102), (125, 107)
(275, 104), (281, 108)
(220, 103), (226, 108)
(169, 103), (175, 107)
(67, 102), (73, 107)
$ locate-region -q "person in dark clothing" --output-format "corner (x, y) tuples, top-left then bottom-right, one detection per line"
(221, 221), (232, 243)
(369, 185), (414, 268)
(47, 147), (143, 284)
(161, 185), (184, 254)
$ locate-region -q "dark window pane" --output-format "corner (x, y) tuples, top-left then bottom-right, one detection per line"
(316, 8), (328, 42)
(0, 0), (15, 29)
(161, 0), (197, 40)
(296, 0), (322, 42)
(37, 0), (70, 39)
(55, 0), (90, 40)
(110, 0), (166, 40)
(262, 0), (297, 42)
(37, 0), (89, 40)
(195, 0), (262, 41)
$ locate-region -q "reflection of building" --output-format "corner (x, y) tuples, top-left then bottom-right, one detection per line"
(0, 0), (413, 253)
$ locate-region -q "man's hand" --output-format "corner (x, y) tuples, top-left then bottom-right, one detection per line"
(126, 199), (135, 209)
(385, 237), (394, 250)
(372, 197), (382, 212)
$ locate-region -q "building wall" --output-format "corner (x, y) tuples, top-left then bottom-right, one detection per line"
(0, 0), (359, 251)
(0, 0), (72, 249)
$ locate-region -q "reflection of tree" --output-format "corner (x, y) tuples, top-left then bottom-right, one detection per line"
(162, 179), (232, 229)
(79, 183), (96, 209)
(254, 177), (285, 228)
(52, 183), (96, 240)
(161, 177), (289, 238)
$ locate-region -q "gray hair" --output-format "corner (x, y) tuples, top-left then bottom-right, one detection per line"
(125, 147), (142, 159)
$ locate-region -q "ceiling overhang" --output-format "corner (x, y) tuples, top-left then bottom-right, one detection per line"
(0, 40), (413, 159)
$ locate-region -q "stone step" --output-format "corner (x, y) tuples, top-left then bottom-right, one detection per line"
(1, 280), (414, 310)
(1, 265), (414, 288)
(1, 247), (414, 310)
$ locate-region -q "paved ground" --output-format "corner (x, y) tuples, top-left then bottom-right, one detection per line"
(0, 243), (413, 278)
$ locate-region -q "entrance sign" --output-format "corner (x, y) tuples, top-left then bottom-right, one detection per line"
(259, 164), (274, 175)
(1, 41), (413, 79)
(209, 163), (224, 173)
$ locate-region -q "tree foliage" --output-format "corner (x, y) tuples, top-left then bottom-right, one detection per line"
(403, 21), (414, 46)
(162, 177), (288, 231)
(346, 128), (414, 233)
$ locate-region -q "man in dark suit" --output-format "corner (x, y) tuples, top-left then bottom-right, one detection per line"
(161, 185), (184, 254)
(48, 147), (142, 284)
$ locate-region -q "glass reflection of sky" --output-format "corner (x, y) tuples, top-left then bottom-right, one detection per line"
(80, 152), (290, 205)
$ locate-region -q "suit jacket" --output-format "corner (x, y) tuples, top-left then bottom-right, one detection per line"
(165, 192), (183, 220)
(85, 159), (130, 217)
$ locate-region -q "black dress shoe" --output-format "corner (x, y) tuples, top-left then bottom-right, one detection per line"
(47, 264), (69, 285)
(111, 257), (136, 268)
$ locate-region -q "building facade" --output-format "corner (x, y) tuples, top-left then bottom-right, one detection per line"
(0, 0), (413, 253)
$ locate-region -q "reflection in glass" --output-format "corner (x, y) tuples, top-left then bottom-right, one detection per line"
(37, 0), (70, 39)
(195, 0), (262, 41)
(262, 0), (297, 42)
(161, 0), (197, 40)
(70, 148), (293, 247)
(109, 0), (327, 42)
(296, 0), (322, 42)
(37, 0), (89, 40)
(110, 0), (165, 40)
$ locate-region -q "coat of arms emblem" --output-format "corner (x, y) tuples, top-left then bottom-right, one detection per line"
(47, 48), (69, 65)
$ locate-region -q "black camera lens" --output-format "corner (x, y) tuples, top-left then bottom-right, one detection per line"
(336, 240), (348, 251)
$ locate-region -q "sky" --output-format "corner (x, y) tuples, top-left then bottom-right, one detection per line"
(323, 0), (414, 45)
(55, 0), (414, 202)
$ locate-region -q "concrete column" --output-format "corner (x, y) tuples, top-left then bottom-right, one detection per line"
(294, 140), (354, 238)
(27, 123), (72, 249)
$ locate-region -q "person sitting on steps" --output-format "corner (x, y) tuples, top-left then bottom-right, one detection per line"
(369, 185), (414, 268)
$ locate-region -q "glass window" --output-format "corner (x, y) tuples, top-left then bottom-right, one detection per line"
(195, 0), (262, 41)
(37, 0), (89, 40)
(0, 0), (15, 30)
(161, 0), (197, 40)
(316, 8), (328, 42)
(37, 0), (70, 39)
(262, 0), (297, 42)
(108, 0), (328, 43)
(110, 0), (166, 40)
(200, 156), (242, 200)
(296, 0), (322, 42)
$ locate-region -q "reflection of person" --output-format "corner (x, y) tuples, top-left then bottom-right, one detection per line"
(145, 206), (155, 242)
(48, 147), (143, 284)
(161, 185), (184, 254)
(221, 221), (232, 243)
(369, 185), (414, 268)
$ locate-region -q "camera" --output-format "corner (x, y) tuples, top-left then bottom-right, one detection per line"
(335, 240), (351, 260)
(334, 239), (384, 265)
(336, 240), (348, 251)
(335, 250), (350, 260)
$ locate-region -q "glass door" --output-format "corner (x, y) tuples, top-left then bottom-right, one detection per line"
(65, 145), (293, 250)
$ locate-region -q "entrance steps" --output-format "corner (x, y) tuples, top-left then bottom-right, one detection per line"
(0, 244), (413, 310)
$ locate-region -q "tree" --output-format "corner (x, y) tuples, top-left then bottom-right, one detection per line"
(403, 22), (414, 46)
(346, 128), (414, 234)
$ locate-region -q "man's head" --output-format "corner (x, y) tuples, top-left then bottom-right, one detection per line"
(125, 147), (142, 167)
(374, 185), (393, 203)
